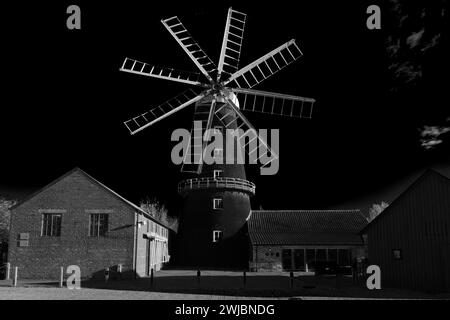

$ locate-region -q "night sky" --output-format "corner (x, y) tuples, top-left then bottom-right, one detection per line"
(1, 1), (449, 216)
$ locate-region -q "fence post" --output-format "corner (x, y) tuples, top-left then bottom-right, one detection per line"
(117, 264), (123, 280)
(197, 269), (201, 286)
(12, 267), (18, 287)
(290, 271), (294, 289)
(6, 262), (10, 280)
(104, 267), (110, 283)
(243, 270), (247, 287)
(59, 266), (64, 288)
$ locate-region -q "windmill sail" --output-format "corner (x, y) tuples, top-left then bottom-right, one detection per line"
(219, 97), (279, 168)
(181, 99), (217, 173)
(120, 57), (206, 87)
(124, 88), (207, 135)
(122, 8), (314, 175)
(222, 39), (302, 89)
(232, 88), (315, 118)
(162, 16), (217, 83)
(217, 8), (246, 82)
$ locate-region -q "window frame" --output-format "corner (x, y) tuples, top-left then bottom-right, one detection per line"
(212, 230), (222, 243)
(213, 198), (223, 210)
(213, 170), (223, 179)
(213, 148), (224, 160)
(392, 249), (402, 260)
(41, 213), (62, 237)
(89, 213), (109, 237)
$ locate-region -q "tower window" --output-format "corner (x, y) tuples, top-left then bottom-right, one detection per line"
(213, 230), (223, 242)
(213, 198), (223, 210)
(213, 170), (223, 179)
(213, 148), (223, 159)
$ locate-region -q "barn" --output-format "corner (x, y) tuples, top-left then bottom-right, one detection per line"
(247, 210), (368, 272)
(361, 169), (450, 292)
(8, 168), (170, 280)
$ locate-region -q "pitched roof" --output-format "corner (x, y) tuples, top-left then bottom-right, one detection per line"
(360, 169), (450, 233)
(248, 210), (367, 246)
(10, 167), (172, 230)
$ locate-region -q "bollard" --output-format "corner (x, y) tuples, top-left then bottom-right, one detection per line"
(290, 271), (294, 289)
(6, 263), (10, 280)
(104, 267), (110, 283)
(12, 267), (18, 287)
(243, 270), (247, 287)
(197, 270), (201, 286)
(150, 268), (154, 286)
(59, 266), (64, 288)
(117, 264), (123, 280)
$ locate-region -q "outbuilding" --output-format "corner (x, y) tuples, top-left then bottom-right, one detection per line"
(361, 169), (450, 292)
(248, 209), (367, 272)
(8, 168), (170, 280)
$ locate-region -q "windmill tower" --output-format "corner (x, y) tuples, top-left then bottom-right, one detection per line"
(121, 8), (315, 268)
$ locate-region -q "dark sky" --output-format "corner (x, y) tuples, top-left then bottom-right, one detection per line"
(1, 1), (449, 215)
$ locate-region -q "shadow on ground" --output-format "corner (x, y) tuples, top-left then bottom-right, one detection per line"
(2, 270), (449, 299)
(51, 274), (450, 298)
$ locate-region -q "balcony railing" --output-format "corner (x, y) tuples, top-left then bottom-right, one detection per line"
(178, 177), (256, 195)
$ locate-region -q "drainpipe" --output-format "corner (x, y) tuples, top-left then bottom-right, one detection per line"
(133, 212), (138, 279)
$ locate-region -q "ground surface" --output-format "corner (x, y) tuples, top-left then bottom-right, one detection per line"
(1, 270), (449, 300)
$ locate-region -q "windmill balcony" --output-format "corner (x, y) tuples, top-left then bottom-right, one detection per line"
(178, 177), (255, 196)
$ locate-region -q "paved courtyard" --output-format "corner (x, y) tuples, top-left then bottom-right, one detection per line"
(1, 270), (449, 300)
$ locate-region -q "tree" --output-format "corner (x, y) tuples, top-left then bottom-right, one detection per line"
(0, 197), (17, 243)
(368, 201), (389, 222)
(139, 197), (178, 231)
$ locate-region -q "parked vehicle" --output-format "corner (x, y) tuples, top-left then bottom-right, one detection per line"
(311, 260), (353, 275)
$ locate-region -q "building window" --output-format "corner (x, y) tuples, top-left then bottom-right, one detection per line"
(392, 249), (402, 260)
(89, 214), (109, 237)
(41, 213), (62, 237)
(213, 198), (223, 210)
(213, 170), (223, 179)
(316, 249), (326, 262)
(338, 249), (350, 266)
(328, 249), (338, 263)
(306, 249), (315, 265)
(212, 230), (222, 242)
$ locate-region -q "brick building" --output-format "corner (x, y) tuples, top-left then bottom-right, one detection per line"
(248, 210), (367, 271)
(8, 168), (170, 280)
(361, 169), (450, 292)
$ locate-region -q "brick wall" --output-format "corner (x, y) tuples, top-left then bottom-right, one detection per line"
(8, 170), (136, 280)
(250, 245), (284, 271)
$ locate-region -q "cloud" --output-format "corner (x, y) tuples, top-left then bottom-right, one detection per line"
(407, 29), (425, 48)
(385, 1), (445, 91)
(419, 125), (450, 150)
(421, 138), (443, 150)
(420, 125), (450, 138)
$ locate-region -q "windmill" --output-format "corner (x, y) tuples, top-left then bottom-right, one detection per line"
(121, 8), (315, 267)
